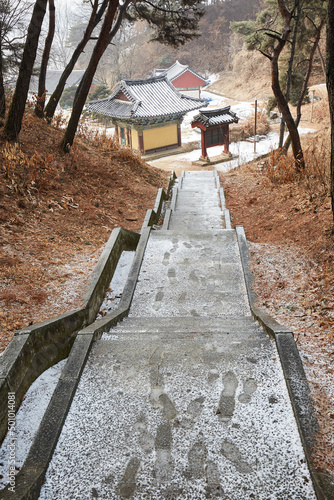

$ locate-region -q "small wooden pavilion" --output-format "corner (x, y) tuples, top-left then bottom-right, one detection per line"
(87, 75), (205, 155)
(191, 107), (238, 160)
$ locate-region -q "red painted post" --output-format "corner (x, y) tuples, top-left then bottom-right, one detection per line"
(201, 130), (207, 158)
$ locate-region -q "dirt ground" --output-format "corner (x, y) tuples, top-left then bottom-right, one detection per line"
(0, 112), (168, 351)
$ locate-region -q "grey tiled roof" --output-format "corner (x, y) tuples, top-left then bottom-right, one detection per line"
(87, 75), (206, 121)
(192, 106), (239, 127)
(153, 60), (207, 84)
(29, 70), (85, 94)
(29, 69), (103, 95)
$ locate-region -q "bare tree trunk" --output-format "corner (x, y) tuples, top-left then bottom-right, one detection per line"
(62, 0), (118, 152)
(4, 0), (48, 141)
(278, 119), (285, 148)
(326, 0), (334, 230)
(317, 44), (326, 79)
(284, 19), (324, 152)
(272, 56), (304, 169)
(0, 28), (5, 122)
(35, 0), (55, 118)
(269, 0), (304, 170)
(61, 0), (119, 151)
(278, 0), (300, 149)
(44, 0), (104, 122)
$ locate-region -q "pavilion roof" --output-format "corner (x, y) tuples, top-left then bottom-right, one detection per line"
(192, 106), (239, 127)
(87, 75), (206, 122)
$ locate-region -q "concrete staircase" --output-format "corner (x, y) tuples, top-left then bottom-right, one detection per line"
(39, 171), (316, 499)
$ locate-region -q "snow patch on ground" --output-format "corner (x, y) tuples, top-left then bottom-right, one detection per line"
(172, 132), (280, 170)
(97, 251), (135, 319)
(0, 359), (66, 490)
(230, 101), (254, 120)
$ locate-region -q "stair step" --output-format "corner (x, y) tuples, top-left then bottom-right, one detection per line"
(108, 315), (261, 334)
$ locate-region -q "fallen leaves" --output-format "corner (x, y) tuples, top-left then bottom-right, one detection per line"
(0, 110), (168, 353)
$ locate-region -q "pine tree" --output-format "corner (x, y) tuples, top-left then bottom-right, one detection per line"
(4, 0), (48, 140)
(61, 0), (204, 151)
(231, 0), (326, 170)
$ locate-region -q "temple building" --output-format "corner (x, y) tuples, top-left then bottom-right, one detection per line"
(153, 60), (207, 98)
(87, 75), (205, 155)
(191, 107), (239, 160)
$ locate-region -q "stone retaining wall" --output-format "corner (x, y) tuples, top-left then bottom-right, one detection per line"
(0, 172), (175, 447)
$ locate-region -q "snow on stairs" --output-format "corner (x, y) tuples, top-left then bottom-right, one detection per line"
(39, 171), (316, 500)
(106, 316), (261, 335)
(168, 170), (226, 231)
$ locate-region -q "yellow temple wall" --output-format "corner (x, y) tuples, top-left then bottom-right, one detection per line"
(131, 129), (139, 150)
(143, 124), (178, 151)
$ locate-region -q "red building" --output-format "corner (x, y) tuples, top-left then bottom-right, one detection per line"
(153, 61), (207, 98)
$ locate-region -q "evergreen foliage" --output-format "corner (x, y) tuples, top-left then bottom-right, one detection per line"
(59, 85), (78, 108)
(89, 84), (111, 101)
(231, 0), (326, 105)
(125, 0), (205, 47)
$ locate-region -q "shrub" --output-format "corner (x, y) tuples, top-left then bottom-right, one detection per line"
(266, 96), (277, 113)
(264, 132), (330, 201)
(264, 149), (298, 184)
(1, 143), (59, 196)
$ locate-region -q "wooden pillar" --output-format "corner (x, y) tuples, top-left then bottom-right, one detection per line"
(201, 129), (207, 159)
(224, 125), (229, 153)
(118, 126), (123, 146)
(177, 123), (182, 147)
(138, 133), (144, 154)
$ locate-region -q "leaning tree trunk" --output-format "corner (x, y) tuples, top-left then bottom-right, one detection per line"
(61, 0), (119, 151)
(269, 0), (305, 170)
(284, 20), (324, 152)
(272, 54), (304, 170)
(44, 0), (103, 122)
(4, 0), (48, 140)
(0, 29), (6, 122)
(318, 45), (326, 79)
(326, 0), (334, 230)
(35, 0), (55, 118)
(278, 0), (300, 149)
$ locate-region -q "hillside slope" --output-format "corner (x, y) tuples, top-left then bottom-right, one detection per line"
(0, 112), (168, 352)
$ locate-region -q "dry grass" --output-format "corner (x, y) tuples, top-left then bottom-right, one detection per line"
(208, 48), (272, 100)
(303, 134), (331, 201)
(0, 109), (168, 351)
(262, 130), (331, 204)
(3, 143), (60, 196)
(311, 98), (330, 124)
